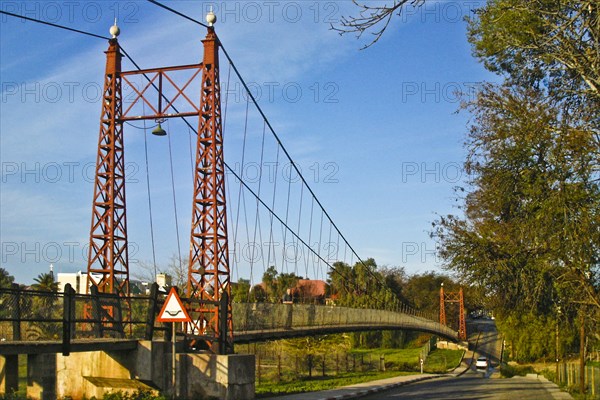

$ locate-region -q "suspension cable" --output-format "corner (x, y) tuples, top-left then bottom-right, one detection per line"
(2, 7), (392, 308)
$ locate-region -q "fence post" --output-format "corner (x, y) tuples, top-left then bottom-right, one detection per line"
(10, 283), (21, 341)
(62, 283), (75, 356)
(90, 285), (102, 338)
(219, 290), (229, 355)
(145, 283), (159, 340)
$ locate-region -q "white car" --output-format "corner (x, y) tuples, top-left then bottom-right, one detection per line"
(475, 356), (489, 369)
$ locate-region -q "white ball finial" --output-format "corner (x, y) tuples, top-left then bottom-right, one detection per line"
(110, 18), (120, 38)
(206, 9), (217, 26)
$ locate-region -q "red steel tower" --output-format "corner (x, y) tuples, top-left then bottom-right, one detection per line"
(86, 17), (232, 352)
(86, 34), (130, 299)
(440, 285), (467, 341)
(187, 24), (233, 354)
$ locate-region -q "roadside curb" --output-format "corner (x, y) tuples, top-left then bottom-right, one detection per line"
(320, 375), (443, 400)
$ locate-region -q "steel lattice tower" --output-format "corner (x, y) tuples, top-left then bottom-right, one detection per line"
(187, 26), (233, 354)
(86, 37), (130, 298)
(440, 285), (466, 341)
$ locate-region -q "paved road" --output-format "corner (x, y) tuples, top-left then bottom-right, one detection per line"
(362, 319), (562, 400)
(360, 371), (563, 400)
(471, 319), (504, 367)
(271, 319), (571, 400)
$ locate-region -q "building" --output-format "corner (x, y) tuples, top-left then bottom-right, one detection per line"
(56, 271), (86, 294)
(156, 273), (172, 292)
(292, 279), (328, 304)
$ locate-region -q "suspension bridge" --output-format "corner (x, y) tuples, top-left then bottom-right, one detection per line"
(0, 3), (467, 399)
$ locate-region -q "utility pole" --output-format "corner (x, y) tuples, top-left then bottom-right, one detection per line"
(580, 311), (585, 395)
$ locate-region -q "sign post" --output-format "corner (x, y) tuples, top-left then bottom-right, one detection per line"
(157, 288), (192, 399)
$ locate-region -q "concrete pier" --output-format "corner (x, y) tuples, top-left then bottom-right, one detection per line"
(0, 355), (19, 395)
(1, 341), (255, 400)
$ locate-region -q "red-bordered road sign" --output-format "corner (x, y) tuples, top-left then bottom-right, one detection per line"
(157, 287), (192, 323)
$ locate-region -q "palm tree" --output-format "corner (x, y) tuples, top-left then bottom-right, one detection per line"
(32, 272), (58, 292)
(30, 272), (60, 337)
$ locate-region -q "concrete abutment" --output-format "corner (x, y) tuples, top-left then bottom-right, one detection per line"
(0, 341), (255, 400)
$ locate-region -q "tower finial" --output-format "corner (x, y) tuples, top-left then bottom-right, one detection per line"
(110, 17), (120, 39)
(206, 7), (217, 27)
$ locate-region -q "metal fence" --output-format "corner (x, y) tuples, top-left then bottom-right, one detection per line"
(0, 285), (457, 351)
(232, 303), (457, 340)
(0, 284), (168, 344)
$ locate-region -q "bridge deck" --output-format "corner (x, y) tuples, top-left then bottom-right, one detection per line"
(0, 339), (139, 355)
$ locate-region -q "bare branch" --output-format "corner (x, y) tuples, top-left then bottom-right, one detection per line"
(331, 0), (424, 49)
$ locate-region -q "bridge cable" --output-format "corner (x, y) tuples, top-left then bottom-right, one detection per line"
(166, 119), (184, 275)
(143, 1), (372, 275)
(249, 121), (269, 293)
(306, 198), (314, 279)
(233, 96), (250, 283)
(266, 146), (280, 272)
(142, 100), (158, 277)
(1, 9), (386, 308)
(0, 10), (109, 40)
(295, 183), (304, 277)
(1, 5), (359, 294)
(281, 160), (293, 274)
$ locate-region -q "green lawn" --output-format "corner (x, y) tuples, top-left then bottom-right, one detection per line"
(256, 348), (464, 398)
(256, 370), (413, 398)
(425, 349), (465, 373)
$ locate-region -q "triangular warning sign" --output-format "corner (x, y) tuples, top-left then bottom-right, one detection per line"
(157, 287), (192, 323)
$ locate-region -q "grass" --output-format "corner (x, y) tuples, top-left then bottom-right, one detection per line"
(424, 349), (464, 373)
(256, 370), (413, 398)
(500, 363), (536, 378)
(256, 347), (464, 398)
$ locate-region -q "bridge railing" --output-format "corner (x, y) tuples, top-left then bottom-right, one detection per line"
(0, 284), (163, 344)
(0, 285), (458, 351)
(232, 303), (458, 340)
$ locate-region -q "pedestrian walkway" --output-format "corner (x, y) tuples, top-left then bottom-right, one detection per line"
(523, 374), (574, 400)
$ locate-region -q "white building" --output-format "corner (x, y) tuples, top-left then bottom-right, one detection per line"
(156, 273), (172, 291)
(56, 271), (86, 294)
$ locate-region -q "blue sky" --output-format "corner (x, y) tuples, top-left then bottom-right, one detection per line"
(0, 1), (495, 286)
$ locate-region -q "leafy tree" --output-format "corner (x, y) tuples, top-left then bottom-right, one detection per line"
(29, 272), (59, 337)
(261, 266), (300, 303)
(32, 272), (58, 292)
(232, 278), (251, 302)
(0, 269), (16, 319)
(0, 268), (15, 288)
(433, 84), (600, 321)
(468, 0), (600, 98)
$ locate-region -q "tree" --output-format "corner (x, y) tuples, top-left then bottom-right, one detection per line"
(468, 0), (600, 98)
(132, 254), (188, 290)
(231, 278), (251, 302)
(32, 272), (58, 292)
(0, 268), (15, 288)
(260, 266), (300, 303)
(433, 84), (600, 319)
(30, 272), (59, 337)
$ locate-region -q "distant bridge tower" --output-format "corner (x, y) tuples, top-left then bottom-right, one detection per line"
(440, 284), (466, 341)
